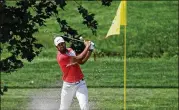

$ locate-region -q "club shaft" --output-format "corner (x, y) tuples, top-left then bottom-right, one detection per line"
(63, 36), (84, 43)
(53, 33), (83, 43)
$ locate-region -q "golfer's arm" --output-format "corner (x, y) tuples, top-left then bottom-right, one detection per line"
(75, 45), (90, 60)
(78, 51), (92, 64)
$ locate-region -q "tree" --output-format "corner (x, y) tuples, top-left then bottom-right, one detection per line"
(0, 0), (112, 73)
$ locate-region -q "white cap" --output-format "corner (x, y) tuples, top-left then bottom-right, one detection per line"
(54, 37), (65, 46)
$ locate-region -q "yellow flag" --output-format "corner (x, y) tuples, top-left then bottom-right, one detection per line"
(105, 1), (127, 38)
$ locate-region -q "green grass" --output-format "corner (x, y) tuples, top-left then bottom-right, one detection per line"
(1, 89), (31, 110)
(88, 88), (178, 110)
(1, 57), (178, 109)
(1, 88), (178, 110)
(1, 57), (177, 88)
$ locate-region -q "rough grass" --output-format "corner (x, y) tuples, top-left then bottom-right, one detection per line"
(1, 88), (178, 110)
(1, 57), (178, 109)
(1, 57), (178, 88)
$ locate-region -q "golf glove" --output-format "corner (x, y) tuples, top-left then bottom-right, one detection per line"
(89, 41), (95, 51)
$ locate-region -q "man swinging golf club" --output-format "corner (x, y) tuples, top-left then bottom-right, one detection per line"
(54, 36), (94, 110)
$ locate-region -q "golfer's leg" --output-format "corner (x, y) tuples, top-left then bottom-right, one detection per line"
(59, 83), (75, 110)
(76, 81), (89, 110)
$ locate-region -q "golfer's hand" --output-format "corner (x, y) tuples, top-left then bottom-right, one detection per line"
(84, 41), (91, 47)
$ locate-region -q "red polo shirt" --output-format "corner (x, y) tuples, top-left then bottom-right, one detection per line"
(57, 48), (84, 83)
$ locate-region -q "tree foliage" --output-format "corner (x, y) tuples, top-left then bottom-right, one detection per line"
(0, 0), (112, 72)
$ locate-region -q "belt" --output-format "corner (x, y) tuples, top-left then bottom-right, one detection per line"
(64, 78), (84, 85)
(75, 79), (84, 84)
(74, 78), (84, 84)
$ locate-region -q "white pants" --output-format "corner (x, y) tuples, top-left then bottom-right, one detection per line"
(59, 80), (89, 110)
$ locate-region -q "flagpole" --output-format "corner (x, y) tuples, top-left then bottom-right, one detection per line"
(124, 25), (127, 110)
(104, 0), (127, 108)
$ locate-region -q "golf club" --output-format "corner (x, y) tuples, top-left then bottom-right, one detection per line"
(53, 33), (84, 43)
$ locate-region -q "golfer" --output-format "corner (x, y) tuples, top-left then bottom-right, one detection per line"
(54, 36), (94, 110)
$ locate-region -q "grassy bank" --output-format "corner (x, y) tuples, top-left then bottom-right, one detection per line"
(4, 1), (178, 58)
